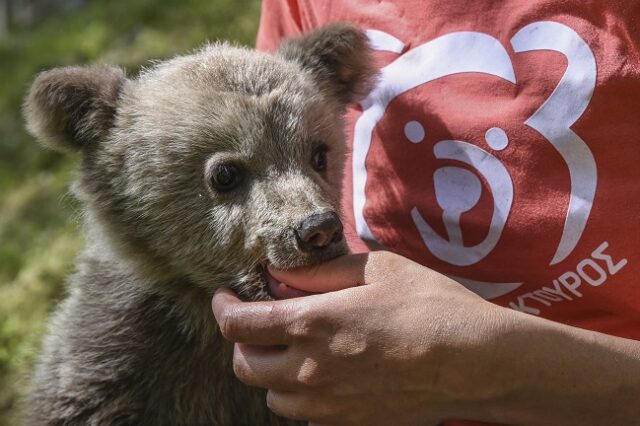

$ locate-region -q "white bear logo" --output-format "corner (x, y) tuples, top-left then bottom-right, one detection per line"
(354, 22), (598, 299)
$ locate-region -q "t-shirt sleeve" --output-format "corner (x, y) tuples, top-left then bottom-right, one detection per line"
(256, 0), (304, 52)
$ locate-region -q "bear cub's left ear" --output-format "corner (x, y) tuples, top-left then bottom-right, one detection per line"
(278, 22), (378, 105)
(23, 65), (126, 153)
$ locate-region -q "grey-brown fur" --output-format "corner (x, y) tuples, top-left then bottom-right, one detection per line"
(22, 23), (376, 425)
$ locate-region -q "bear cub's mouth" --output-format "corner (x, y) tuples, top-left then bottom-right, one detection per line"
(260, 264), (317, 300)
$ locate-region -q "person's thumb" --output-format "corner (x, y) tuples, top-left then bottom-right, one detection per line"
(267, 253), (369, 293)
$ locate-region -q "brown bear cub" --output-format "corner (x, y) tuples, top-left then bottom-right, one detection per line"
(22, 23), (376, 425)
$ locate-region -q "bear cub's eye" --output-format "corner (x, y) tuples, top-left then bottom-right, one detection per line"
(210, 163), (243, 192)
(312, 144), (329, 172)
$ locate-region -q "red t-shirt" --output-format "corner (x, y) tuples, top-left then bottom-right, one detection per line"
(257, 0), (639, 422)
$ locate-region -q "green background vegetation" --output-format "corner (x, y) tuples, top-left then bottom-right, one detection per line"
(0, 0), (261, 423)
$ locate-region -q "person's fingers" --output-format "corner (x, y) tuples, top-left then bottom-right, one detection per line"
(233, 342), (330, 391)
(266, 389), (339, 424)
(212, 288), (297, 345)
(232, 344), (294, 390)
(268, 253), (370, 293)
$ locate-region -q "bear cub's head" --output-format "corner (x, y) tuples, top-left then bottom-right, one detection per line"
(23, 23), (377, 301)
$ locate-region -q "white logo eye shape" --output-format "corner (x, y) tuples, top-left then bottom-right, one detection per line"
(485, 127), (509, 151)
(404, 120), (425, 144)
(411, 139), (514, 267)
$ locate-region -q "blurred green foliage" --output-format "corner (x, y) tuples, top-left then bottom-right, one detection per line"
(0, 0), (261, 423)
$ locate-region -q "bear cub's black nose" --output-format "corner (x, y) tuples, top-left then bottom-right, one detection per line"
(295, 211), (344, 251)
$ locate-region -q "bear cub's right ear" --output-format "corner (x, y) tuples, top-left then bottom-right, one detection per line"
(23, 65), (126, 153)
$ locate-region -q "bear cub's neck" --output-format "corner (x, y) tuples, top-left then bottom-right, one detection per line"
(82, 217), (221, 344)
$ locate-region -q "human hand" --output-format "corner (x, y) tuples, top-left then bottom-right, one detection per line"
(212, 251), (505, 425)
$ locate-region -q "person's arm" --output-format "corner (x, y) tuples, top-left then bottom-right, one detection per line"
(466, 301), (640, 425)
(212, 251), (640, 426)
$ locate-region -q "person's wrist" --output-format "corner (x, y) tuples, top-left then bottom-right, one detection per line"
(447, 305), (572, 424)
(431, 302), (522, 422)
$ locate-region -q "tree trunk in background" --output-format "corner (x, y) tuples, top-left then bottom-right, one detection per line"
(0, 0), (87, 34)
(0, 0), (10, 38)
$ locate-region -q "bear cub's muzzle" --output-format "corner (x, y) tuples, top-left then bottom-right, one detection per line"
(263, 210), (347, 300)
(294, 210), (344, 252)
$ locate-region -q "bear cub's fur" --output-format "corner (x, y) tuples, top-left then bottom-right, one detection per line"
(23, 23), (376, 425)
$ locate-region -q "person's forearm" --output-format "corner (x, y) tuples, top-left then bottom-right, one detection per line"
(454, 307), (640, 425)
